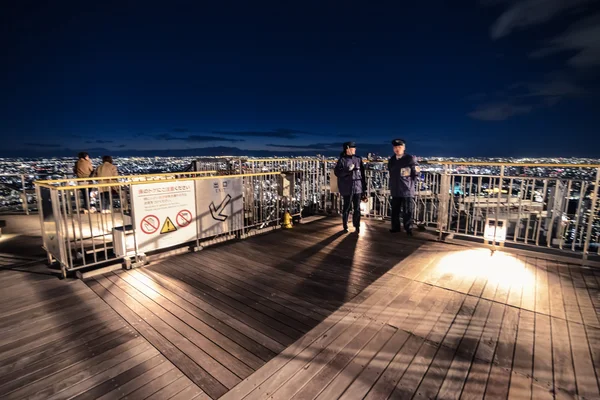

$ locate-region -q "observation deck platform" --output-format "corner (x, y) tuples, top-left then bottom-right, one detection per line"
(1, 217), (599, 399)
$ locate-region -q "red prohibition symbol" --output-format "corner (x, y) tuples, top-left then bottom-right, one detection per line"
(176, 209), (193, 228)
(140, 215), (160, 234)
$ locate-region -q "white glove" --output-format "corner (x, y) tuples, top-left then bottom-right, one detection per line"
(348, 164), (355, 171)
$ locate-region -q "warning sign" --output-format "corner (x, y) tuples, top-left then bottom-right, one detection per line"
(176, 209), (193, 228)
(161, 217), (177, 234)
(132, 180), (197, 252)
(140, 215), (160, 234)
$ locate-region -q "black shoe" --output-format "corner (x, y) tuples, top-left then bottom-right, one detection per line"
(354, 227), (360, 234)
(389, 229), (400, 233)
(343, 227), (349, 233)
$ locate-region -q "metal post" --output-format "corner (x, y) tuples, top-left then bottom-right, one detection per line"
(438, 164), (451, 240)
(583, 167), (600, 260)
(21, 174), (29, 215)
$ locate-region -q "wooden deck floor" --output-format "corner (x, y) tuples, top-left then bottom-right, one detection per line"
(223, 223), (600, 399)
(2, 217), (600, 399)
(0, 267), (205, 399)
(85, 218), (426, 399)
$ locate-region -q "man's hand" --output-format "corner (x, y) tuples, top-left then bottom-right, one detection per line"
(348, 164), (355, 171)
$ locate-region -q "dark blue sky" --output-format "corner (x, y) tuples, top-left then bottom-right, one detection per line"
(2, 1), (599, 158)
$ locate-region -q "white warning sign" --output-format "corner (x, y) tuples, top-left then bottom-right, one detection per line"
(132, 181), (197, 252)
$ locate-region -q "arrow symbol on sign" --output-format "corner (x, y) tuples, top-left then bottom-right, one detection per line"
(210, 194), (231, 221)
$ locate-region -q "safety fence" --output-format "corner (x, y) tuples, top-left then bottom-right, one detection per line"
(35, 160), (600, 275)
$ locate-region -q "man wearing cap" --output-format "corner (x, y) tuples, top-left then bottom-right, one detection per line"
(334, 141), (367, 233)
(388, 139), (418, 235)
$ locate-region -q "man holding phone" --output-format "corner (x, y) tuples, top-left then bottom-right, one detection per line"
(388, 139), (418, 235)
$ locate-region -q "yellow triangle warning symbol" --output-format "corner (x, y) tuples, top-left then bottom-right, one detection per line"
(160, 217), (177, 234)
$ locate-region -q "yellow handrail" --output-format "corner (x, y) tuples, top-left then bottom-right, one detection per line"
(420, 161), (600, 168)
(36, 171), (286, 190)
(35, 170), (217, 185)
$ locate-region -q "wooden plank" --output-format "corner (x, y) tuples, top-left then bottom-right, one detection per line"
(584, 325), (600, 397)
(557, 264), (584, 324)
(483, 306), (519, 399)
(507, 309), (535, 399)
(547, 261), (567, 320)
(551, 317), (576, 397)
(2, 332), (145, 400)
(428, 291), (468, 346)
(568, 266), (600, 328)
(169, 383), (210, 400)
(315, 324), (397, 399)
(174, 257), (319, 332)
(195, 251), (329, 319)
(0, 315), (125, 380)
(506, 261), (524, 308)
(0, 307), (118, 364)
(209, 247), (343, 311)
(87, 278), (225, 399)
(568, 320), (600, 399)
(0, 284), (90, 319)
(0, 286), (99, 329)
(520, 256), (536, 312)
(103, 272), (245, 385)
(117, 271), (263, 373)
(70, 354), (168, 400)
(437, 299), (493, 399)
(459, 302), (506, 400)
(391, 290), (463, 400)
(278, 319), (384, 399)
(220, 272), (402, 400)
(144, 376), (192, 400)
(580, 268), (600, 318)
(242, 276), (414, 400)
(125, 270), (274, 364)
(95, 358), (176, 400)
(44, 346), (159, 400)
(442, 296), (480, 351)
(363, 335), (424, 400)
(338, 330), (411, 400)
(0, 295), (107, 343)
(0, 325), (136, 396)
(135, 268), (284, 355)
(150, 263), (299, 345)
(124, 367), (184, 400)
(388, 340), (438, 399)
(535, 258), (551, 316)
(531, 313), (554, 399)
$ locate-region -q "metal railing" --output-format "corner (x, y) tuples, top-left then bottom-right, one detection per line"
(35, 160), (600, 276)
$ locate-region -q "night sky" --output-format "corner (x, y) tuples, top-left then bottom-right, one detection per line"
(2, 1), (599, 158)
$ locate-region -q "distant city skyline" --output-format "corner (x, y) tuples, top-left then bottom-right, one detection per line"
(2, 2), (600, 158)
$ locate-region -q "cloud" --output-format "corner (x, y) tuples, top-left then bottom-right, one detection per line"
(211, 128), (311, 139)
(267, 142), (343, 150)
(172, 128), (189, 133)
(85, 140), (114, 144)
(468, 103), (533, 121)
(486, 0), (593, 39)
(530, 14), (600, 68)
(25, 143), (62, 147)
(156, 133), (244, 142)
(469, 74), (585, 121)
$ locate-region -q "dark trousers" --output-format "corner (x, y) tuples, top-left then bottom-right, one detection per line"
(342, 194), (361, 229)
(78, 188), (89, 210)
(100, 192), (111, 210)
(391, 197), (414, 232)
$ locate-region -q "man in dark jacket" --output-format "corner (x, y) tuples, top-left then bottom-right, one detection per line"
(388, 139), (418, 235)
(334, 142), (367, 233)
